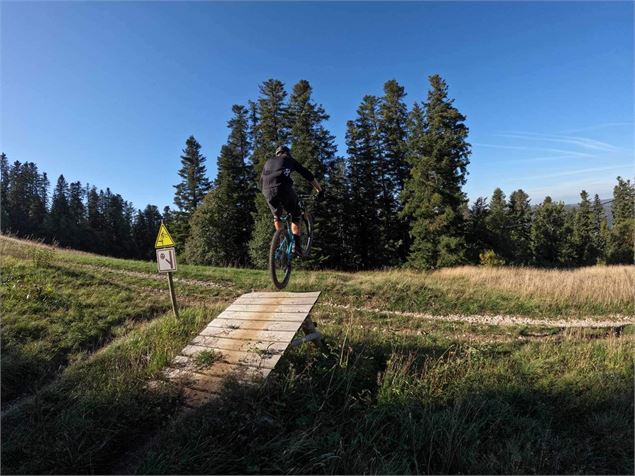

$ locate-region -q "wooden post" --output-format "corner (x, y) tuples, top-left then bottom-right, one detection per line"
(167, 271), (179, 317)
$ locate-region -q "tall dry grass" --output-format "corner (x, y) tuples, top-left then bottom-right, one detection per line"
(435, 265), (635, 311)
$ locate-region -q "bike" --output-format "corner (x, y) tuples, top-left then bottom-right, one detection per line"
(269, 193), (315, 289)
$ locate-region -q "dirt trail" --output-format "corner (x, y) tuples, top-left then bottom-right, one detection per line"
(74, 262), (635, 329)
(323, 302), (635, 329)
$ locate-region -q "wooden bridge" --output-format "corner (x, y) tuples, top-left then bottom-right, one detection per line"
(163, 291), (321, 408)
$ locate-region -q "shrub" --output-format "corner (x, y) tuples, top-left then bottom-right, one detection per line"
(479, 249), (505, 267)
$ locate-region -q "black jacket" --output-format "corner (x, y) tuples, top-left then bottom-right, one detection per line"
(259, 152), (315, 191)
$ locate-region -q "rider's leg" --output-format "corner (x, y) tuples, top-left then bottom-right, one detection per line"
(274, 218), (283, 232)
(291, 222), (300, 235)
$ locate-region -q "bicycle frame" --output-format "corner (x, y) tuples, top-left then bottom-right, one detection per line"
(275, 214), (295, 262)
(274, 194), (313, 262)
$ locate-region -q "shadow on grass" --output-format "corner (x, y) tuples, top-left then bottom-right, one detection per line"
(1, 335), (633, 475)
(139, 339), (633, 475)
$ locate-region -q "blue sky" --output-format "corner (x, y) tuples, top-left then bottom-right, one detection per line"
(2, 1), (633, 211)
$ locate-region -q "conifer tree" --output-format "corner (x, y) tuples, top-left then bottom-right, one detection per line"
(187, 105), (255, 266)
(285, 80), (338, 267)
(48, 175), (72, 245)
(607, 176), (635, 264)
(173, 135), (211, 251)
(560, 208), (577, 266)
(5, 161), (48, 237)
(466, 197), (491, 263)
(0, 153), (9, 232)
(248, 79), (289, 268)
(572, 190), (598, 265)
(591, 194), (608, 262)
(132, 205), (163, 260)
(346, 96), (383, 268)
(507, 189), (532, 264)
(319, 157), (356, 268)
(402, 75), (471, 268)
(378, 79), (410, 263)
(67, 181), (87, 249)
(485, 188), (510, 261)
(530, 197), (568, 267)
(102, 189), (134, 258)
(85, 185), (106, 252)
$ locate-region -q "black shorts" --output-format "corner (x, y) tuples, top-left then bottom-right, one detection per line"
(263, 186), (302, 223)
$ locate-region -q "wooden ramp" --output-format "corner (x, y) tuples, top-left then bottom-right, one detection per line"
(164, 291), (321, 408)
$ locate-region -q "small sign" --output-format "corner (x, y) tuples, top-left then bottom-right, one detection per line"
(156, 247), (177, 273)
(155, 222), (175, 248)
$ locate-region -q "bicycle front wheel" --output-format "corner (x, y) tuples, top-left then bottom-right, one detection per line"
(269, 228), (292, 289)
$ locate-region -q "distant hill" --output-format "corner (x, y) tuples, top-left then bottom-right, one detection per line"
(564, 198), (613, 226)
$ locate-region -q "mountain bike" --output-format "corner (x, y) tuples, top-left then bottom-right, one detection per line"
(269, 193), (315, 289)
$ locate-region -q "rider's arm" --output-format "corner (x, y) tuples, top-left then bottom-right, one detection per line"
(289, 156), (321, 193)
(289, 156), (315, 183)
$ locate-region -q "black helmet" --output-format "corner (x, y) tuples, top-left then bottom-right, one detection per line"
(275, 145), (290, 156)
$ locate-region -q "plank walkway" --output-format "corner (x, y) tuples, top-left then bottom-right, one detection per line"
(164, 291), (321, 408)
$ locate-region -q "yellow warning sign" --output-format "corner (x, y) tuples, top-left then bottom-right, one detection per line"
(155, 222), (175, 248)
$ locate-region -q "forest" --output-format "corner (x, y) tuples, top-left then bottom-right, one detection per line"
(1, 75), (633, 269)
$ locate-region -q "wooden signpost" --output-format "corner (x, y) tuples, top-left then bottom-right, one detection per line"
(155, 222), (179, 317)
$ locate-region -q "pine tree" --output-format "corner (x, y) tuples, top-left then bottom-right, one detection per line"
(187, 105), (255, 266)
(67, 181), (88, 249)
(346, 96), (383, 268)
(0, 153), (9, 232)
(248, 79), (289, 268)
(26, 163), (48, 237)
(132, 205), (163, 260)
(507, 189), (532, 265)
(319, 157), (356, 268)
(591, 194), (608, 263)
(607, 176), (635, 264)
(173, 136), (211, 252)
(572, 190), (597, 265)
(47, 175), (72, 245)
(85, 186), (100, 252)
(285, 80), (338, 268)
(378, 79), (410, 264)
(485, 188), (510, 261)
(466, 197), (491, 263)
(5, 161), (48, 237)
(102, 189), (133, 258)
(560, 208), (577, 267)
(530, 197), (568, 267)
(402, 75), (471, 269)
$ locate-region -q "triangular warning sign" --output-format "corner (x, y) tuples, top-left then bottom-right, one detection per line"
(155, 222), (175, 248)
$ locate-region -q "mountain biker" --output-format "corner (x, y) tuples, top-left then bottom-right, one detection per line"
(259, 145), (323, 257)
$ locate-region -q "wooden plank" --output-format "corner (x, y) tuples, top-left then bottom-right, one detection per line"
(244, 291), (320, 298)
(207, 318), (303, 332)
(191, 335), (289, 353)
(167, 360), (271, 382)
(216, 310), (316, 322)
(181, 344), (283, 369)
(234, 297), (319, 305)
(225, 303), (313, 313)
(167, 291), (321, 409)
(170, 370), (226, 393)
(199, 325), (297, 342)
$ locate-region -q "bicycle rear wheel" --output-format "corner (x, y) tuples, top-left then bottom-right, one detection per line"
(300, 212), (313, 257)
(269, 228), (292, 289)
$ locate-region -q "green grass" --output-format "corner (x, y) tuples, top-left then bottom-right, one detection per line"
(193, 349), (221, 368)
(1, 236), (633, 474)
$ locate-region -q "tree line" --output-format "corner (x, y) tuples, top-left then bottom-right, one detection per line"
(1, 75), (633, 268)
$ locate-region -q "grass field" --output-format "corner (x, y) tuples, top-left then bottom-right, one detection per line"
(1, 236), (633, 474)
